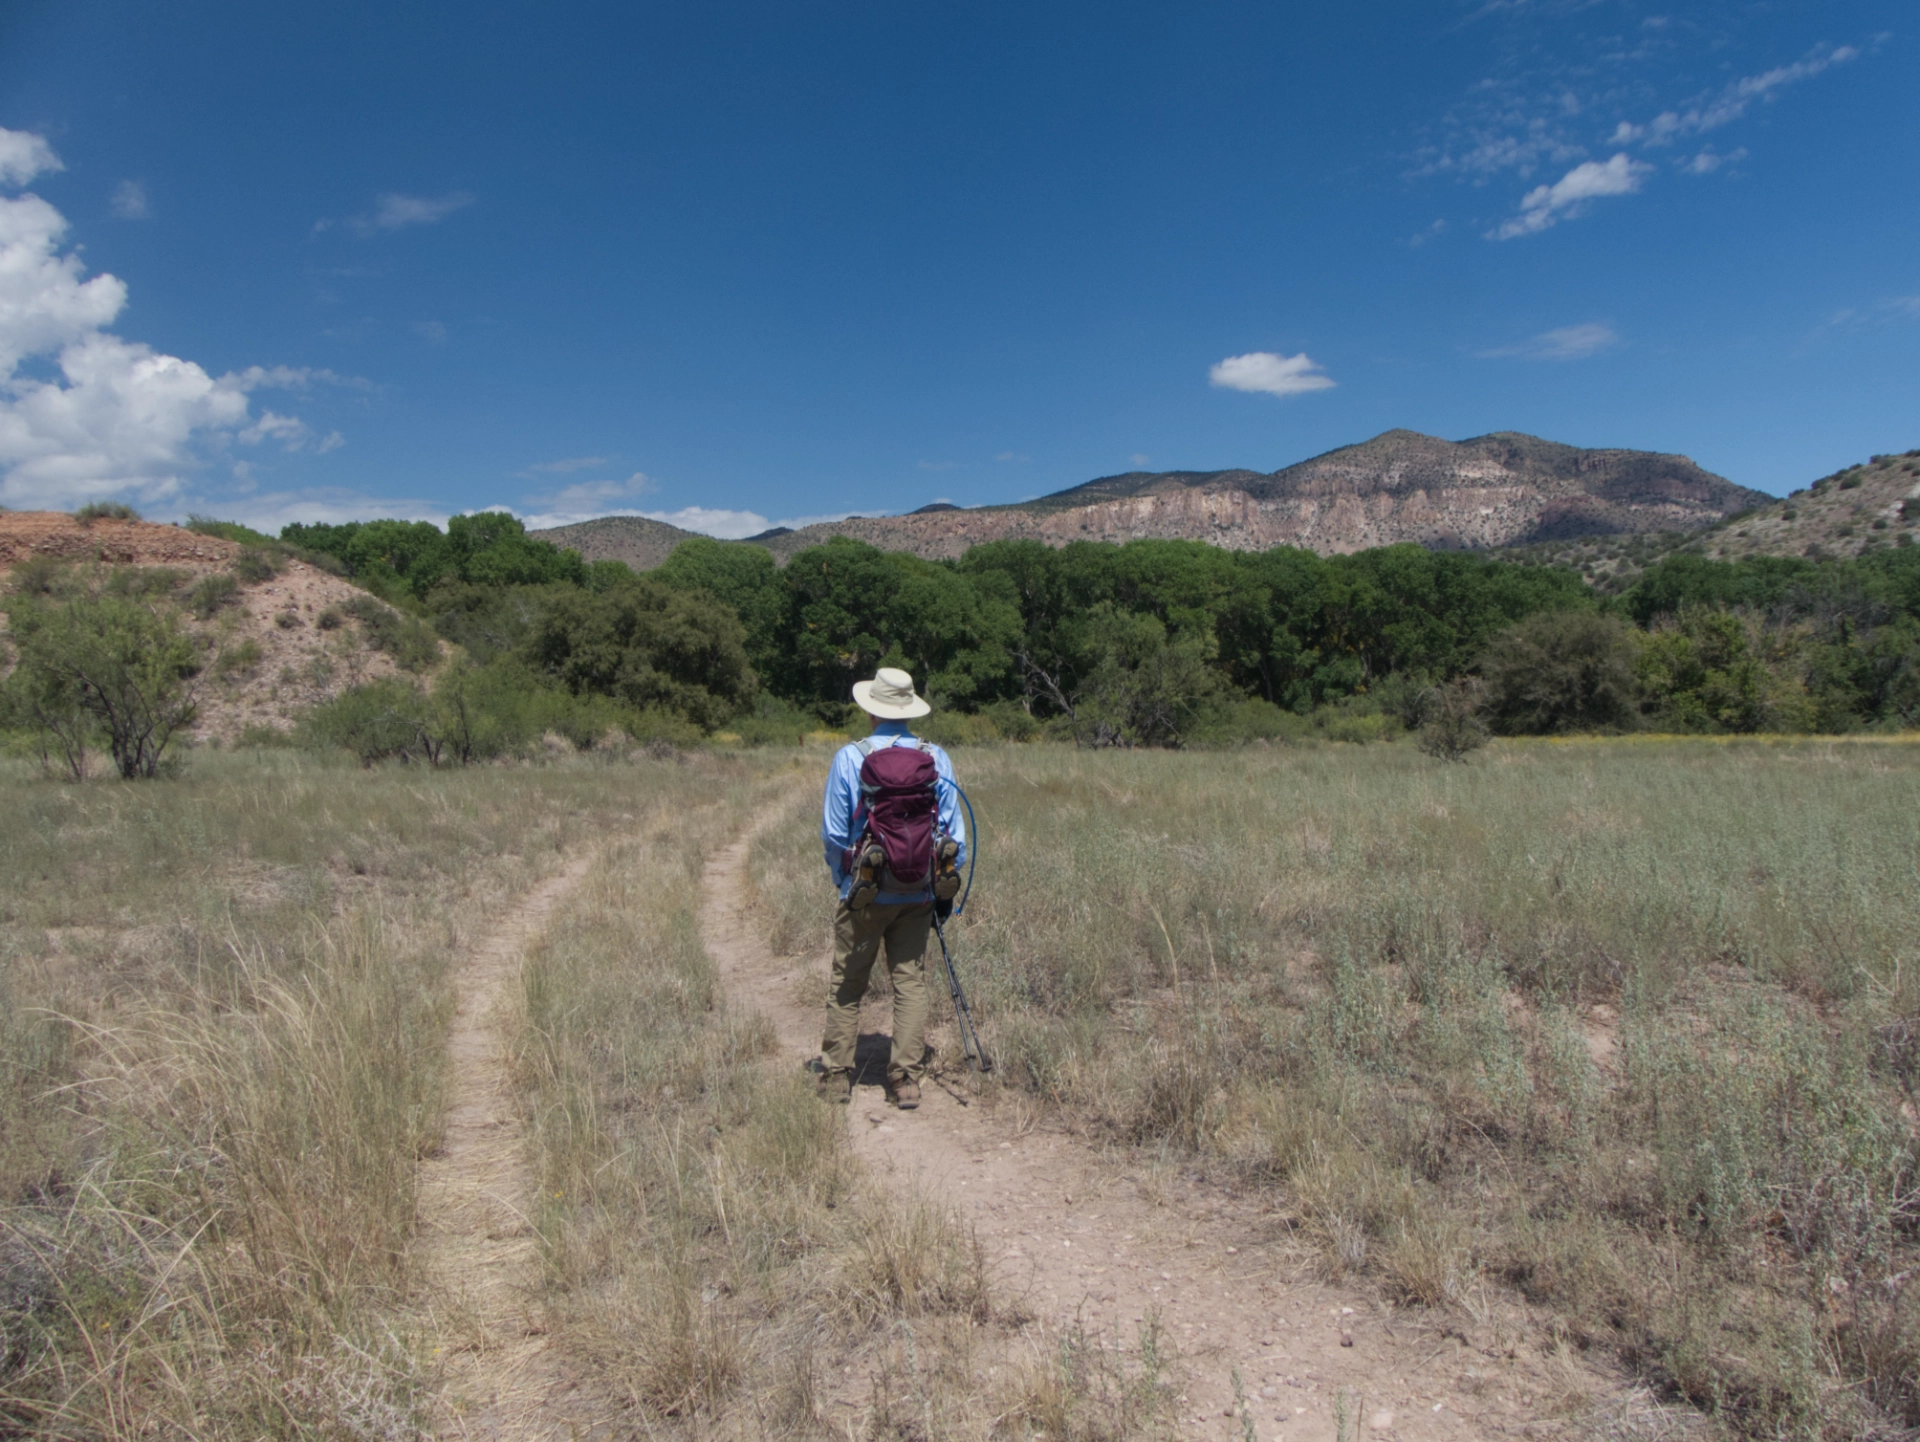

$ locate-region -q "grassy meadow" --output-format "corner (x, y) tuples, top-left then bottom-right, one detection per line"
(0, 748), (779, 1436)
(3, 734), (1917, 1439)
(752, 736), (1920, 1439)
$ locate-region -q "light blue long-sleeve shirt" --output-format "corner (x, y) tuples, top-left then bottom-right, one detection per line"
(821, 720), (967, 904)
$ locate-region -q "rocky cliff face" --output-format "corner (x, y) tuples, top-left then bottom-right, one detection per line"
(752, 430), (1767, 562)
(533, 430), (1770, 569)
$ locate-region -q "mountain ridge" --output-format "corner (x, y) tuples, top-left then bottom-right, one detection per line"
(532, 428), (1771, 569)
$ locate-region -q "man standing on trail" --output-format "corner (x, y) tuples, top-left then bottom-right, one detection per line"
(818, 666), (966, 1110)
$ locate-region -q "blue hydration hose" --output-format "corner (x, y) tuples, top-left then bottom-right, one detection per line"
(952, 782), (979, 916)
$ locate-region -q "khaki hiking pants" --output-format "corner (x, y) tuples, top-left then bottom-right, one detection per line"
(823, 899), (933, 1082)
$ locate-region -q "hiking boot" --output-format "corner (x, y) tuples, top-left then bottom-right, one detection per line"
(886, 1074), (921, 1110)
(817, 1069), (852, 1104)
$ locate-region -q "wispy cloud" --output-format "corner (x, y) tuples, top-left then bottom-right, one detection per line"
(412, 320), (447, 344)
(1636, 43), (1861, 142)
(1129, 453), (1152, 467)
(1418, 29), (1871, 242)
(1490, 153), (1649, 238)
(317, 191), (476, 235)
(1478, 322), (1620, 360)
(994, 451), (1032, 464)
(1681, 147), (1747, 175)
(1208, 351), (1337, 398)
(109, 180), (150, 219)
(518, 454), (613, 477)
(531, 472), (656, 511)
(917, 459), (961, 472)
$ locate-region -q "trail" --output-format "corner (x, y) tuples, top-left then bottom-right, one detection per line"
(414, 851), (598, 1441)
(700, 817), (1633, 1442)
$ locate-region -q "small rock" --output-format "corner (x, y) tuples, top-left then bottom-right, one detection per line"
(1340, 1331), (1354, 1347)
(1260, 1385), (1279, 1399)
(1371, 1410), (1395, 1429)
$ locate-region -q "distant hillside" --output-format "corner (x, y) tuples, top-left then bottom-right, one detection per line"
(535, 514), (705, 571)
(1501, 447), (1919, 591)
(533, 429), (1770, 568)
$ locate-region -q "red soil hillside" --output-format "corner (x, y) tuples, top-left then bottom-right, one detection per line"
(0, 512), (420, 745)
(0, 512), (243, 570)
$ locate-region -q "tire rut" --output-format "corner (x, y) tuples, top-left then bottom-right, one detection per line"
(415, 851), (597, 1441)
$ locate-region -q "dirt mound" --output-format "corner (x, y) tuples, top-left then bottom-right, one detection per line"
(0, 512), (242, 570)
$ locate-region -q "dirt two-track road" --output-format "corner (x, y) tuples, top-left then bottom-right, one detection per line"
(412, 807), (1659, 1441)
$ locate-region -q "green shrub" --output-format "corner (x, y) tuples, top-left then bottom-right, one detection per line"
(915, 709), (1004, 747)
(3, 589), (200, 778)
(232, 547), (282, 583)
(1186, 695), (1308, 746)
(727, 695), (833, 747)
(1316, 707), (1397, 745)
(974, 699), (1045, 742)
(316, 606), (344, 631)
(523, 576), (754, 730)
(1481, 610), (1640, 735)
(71, 501), (140, 525)
(7, 556), (69, 597)
(184, 515), (275, 545)
(215, 638), (264, 677)
(341, 596), (441, 672)
(298, 678), (439, 765)
(1841, 474), (1864, 490)
(185, 572), (240, 619)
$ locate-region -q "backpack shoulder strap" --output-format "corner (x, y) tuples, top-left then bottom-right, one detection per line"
(856, 737), (879, 757)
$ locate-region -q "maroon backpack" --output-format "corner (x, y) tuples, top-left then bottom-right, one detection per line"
(851, 738), (939, 889)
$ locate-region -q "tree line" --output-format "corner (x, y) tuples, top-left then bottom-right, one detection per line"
(6, 509), (1918, 776)
(285, 517), (1920, 751)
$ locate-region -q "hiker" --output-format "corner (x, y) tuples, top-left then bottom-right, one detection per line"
(818, 666), (967, 1109)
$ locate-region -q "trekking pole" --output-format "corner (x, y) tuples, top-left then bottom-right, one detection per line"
(931, 913), (992, 1073)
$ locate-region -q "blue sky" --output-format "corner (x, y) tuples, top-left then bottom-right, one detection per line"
(1, 1), (1913, 536)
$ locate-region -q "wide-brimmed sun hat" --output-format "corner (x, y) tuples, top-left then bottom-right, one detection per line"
(852, 666), (931, 719)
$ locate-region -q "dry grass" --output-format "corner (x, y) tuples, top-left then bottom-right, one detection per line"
(750, 736), (1920, 1439)
(0, 748), (750, 1438)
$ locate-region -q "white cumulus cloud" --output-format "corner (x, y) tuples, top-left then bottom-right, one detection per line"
(1491, 153), (1650, 239)
(1208, 351), (1337, 398)
(0, 131), (61, 187)
(0, 128), (335, 511)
